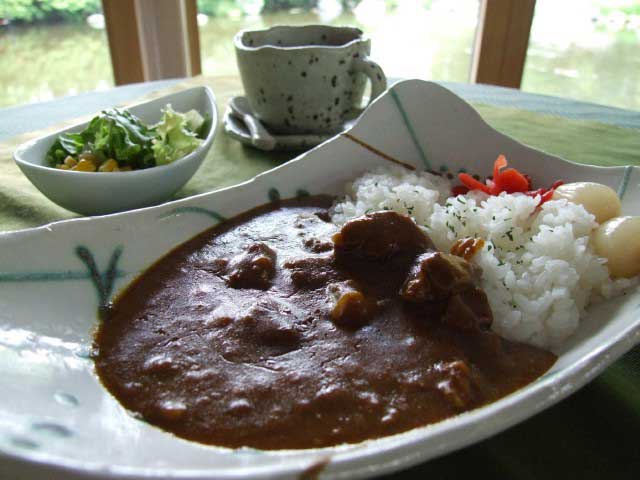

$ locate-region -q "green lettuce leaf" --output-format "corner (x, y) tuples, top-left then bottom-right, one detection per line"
(45, 133), (85, 166)
(58, 133), (85, 155)
(152, 105), (203, 166)
(45, 108), (156, 169)
(195, 113), (212, 139)
(87, 109), (156, 168)
(184, 109), (204, 133)
(44, 105), (204, 169)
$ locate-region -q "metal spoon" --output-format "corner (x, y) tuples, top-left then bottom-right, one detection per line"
(229, 97), (277, 151)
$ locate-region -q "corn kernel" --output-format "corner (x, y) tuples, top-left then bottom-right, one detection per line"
(79, 152), (97, 162)
(56, 164), (70, 170)
(120, 166), (132, 172)
(99, 159), (119, 172)
(63, 156), (77, 167)
(73, 159), (97, 172)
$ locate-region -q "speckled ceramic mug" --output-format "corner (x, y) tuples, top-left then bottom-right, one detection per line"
(234, 25), (387, 134)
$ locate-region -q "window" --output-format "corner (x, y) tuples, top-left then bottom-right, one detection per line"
(522, 0), (640, 109)
(0, 1), (113, 108)
(3, 0), (637, 110)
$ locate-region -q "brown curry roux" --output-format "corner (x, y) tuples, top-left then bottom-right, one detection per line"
(95, 196), (555, 449)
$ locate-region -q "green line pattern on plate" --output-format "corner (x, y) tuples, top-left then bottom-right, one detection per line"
(390, 88), (431, 170)
(159, 206), (226, 222)
(75, 245), (123, 309)
(268, 188), (281, 202)
(617, 165), (633, 199)
(0, 246), (126, 312)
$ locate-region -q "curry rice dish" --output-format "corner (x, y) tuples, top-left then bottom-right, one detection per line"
(95, 196), (555, 450)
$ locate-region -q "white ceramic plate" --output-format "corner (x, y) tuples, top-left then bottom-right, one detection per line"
(1, 80), (638, 479)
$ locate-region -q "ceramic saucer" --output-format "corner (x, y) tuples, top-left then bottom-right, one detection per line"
(223, 97), (354, 151)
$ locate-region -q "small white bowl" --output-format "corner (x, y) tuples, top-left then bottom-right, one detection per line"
(14, 86), (218, 216)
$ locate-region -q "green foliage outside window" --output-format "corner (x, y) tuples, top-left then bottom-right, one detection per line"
(1, 0), (333, 23)
(195, 1), (367, 16)
(0, 0), (375, 23)
(4, 0), (638, 26)
(0, 0), (101, 22)
(196, 0), (246, 17)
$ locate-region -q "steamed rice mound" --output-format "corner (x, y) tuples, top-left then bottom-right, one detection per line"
(331, 166), (637, 349)
(330, 167), (451, 227)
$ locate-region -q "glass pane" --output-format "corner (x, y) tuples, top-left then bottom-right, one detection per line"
(0, 2), (113, 108)
(198, 0), (480, 82)
(522, 0), (640, 109)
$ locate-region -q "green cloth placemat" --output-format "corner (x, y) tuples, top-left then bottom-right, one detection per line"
(1, 76), (639, 479)
(475, 104), (640, 168)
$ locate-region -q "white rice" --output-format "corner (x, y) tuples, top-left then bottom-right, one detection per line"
(331, 167), (451, 228)
(331, 166), (637, 349)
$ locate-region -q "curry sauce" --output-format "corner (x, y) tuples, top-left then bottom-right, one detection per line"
(95, 196), (555, 449)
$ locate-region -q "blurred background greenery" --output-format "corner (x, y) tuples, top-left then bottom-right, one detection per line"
(0, 0), (638, 110)
(0, 0), (102, 22)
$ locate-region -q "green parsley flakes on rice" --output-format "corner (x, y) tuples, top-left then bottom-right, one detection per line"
(331, 166), (637, 349)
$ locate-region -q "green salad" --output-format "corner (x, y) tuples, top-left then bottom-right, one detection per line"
(46, 105), (211, 172)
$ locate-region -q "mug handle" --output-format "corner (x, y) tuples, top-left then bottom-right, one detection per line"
(351, 56), (388, 109)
